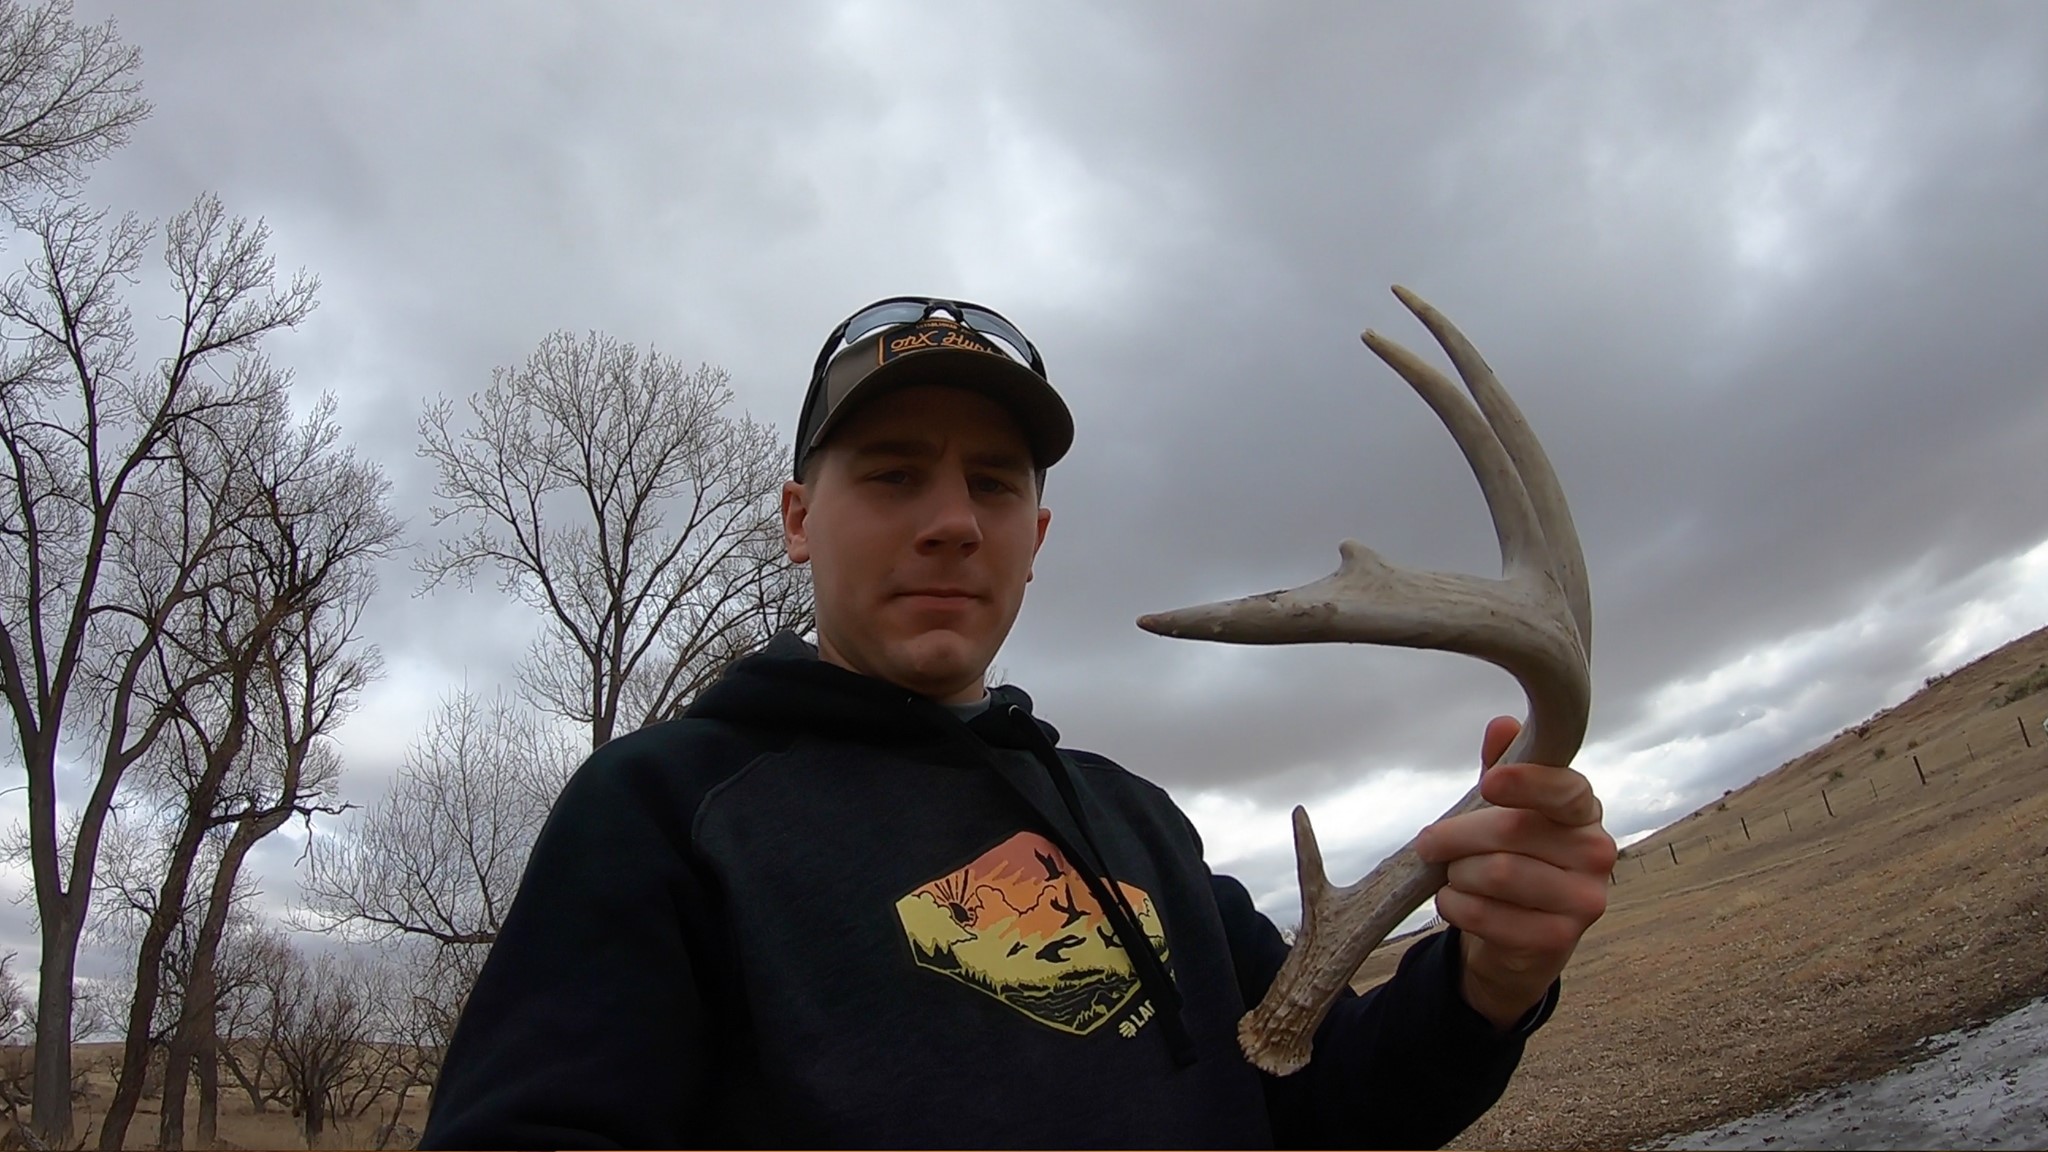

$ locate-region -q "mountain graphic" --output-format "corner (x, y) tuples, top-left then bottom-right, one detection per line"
(896, 830), (1168, 1036)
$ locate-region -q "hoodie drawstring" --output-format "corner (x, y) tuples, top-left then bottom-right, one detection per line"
(1001, 705), (1197, 1068)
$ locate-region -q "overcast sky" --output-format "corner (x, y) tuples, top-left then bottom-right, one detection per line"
(11, 2), (2048, 979)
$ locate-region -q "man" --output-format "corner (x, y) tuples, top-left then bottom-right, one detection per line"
(423, 297), (1616, 1149)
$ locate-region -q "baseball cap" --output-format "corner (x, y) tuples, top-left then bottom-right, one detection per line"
(794, 299), (1075, 480)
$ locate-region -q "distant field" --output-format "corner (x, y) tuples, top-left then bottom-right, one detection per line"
(1345, 625), (2048, 1150)
(54, 1042), (428, 1150)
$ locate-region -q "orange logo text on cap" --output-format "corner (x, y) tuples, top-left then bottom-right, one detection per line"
(878, 318), (1004, 365)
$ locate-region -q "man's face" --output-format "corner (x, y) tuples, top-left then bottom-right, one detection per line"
(782, 384), (1052, 704)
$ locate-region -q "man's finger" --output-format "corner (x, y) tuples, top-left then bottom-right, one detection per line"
(1444, 852), (1610, 924)
(1435, 886), (1589, 961)
(1480, 761), (1604, 827)
(1417, 806), (1616, 874)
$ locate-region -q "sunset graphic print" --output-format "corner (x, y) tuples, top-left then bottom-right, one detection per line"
(895, 830), (1167, 1036)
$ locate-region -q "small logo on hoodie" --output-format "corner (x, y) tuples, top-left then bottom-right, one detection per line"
(895, 830), (1167, 1036)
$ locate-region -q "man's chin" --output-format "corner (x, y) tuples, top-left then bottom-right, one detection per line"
(889, 632), (992, 699)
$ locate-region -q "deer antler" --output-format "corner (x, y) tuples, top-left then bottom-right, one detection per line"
(1136, 286), (1592, 1076)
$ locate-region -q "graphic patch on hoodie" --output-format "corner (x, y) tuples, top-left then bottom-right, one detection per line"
(895, 830), (1168, 1036)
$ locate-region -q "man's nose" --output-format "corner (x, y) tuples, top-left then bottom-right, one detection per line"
(916, 473), (983, 554)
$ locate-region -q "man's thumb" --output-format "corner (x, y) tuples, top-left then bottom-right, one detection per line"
(1481, 715), (1521, 772)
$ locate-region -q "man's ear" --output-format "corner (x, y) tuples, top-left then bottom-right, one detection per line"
(1026, 505), (1051, 583)
(781, 480), (812, 564)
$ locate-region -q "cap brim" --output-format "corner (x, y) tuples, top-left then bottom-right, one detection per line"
(807, 348), (1074, 471)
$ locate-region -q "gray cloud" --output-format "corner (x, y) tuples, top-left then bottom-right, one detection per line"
(25, 0), (2046, 947)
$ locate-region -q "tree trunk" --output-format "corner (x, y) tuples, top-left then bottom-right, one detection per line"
(373, 1064), (422, 1151)
(219, 1045), (265, 1114)
(99, 791), (225, 1152)
(303, 1088), (326, 1148)
(159, 1039), (188, 1151)
(161, 807), (286, 1150)
(195, 1022), (219, 1149)
(98, 877), (182, 1150)
(103, 642), (274, 1152)
(99, 806), (232, 1148)
(29, 908), (80, 1148)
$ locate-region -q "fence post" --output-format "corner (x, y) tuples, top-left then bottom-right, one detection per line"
(1823, 789), (1835, 818)
(2022, 716), (2034, 749)
(1967, 740), (1976, 761)
(1784, 808), (1793, 832)
(1869, 778), (1878, 801)
(1668, 842), (1678, 866)
(1638, 856), (1646, 874)
(1740, 815), (1750, 841)
(1914, 754), (1926, 785)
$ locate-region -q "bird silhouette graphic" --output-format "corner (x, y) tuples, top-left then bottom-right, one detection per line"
(1049, 882), (1087, 928)
(895, 830), (1170, 1036)
(1035, 934), (1088, 963)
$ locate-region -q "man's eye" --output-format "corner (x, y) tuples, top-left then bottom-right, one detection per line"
(871, 470), (913, 485)
(972, 475), (1016, 495)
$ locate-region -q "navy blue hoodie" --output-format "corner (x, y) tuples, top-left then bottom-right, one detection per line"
(422, 634), (1554, 1148)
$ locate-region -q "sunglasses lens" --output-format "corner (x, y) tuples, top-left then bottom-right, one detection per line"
(957, 308), (1036, 366)
(825, 298), (1041, 376)
(840, 301), (932, 344)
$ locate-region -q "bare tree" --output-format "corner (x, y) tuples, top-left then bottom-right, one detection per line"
(418, 330), (810, 750)
(0, 192), (318, 1144)
(159, 571), (377, 1150)
(301, 689), (574, 961)
(214, 925), (293, 1119)
(92, 394), (394, 1151)
(268, 947), (372, 1148)
(0, 0), (149, 218)
(365, 942), (465, 1150)
(0, 954), (33, 1138)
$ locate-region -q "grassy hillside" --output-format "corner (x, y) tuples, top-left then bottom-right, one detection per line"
(1349, 625), (2048, 1150)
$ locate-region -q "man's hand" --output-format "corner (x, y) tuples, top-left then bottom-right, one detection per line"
(1414, 715), (1615, 1030)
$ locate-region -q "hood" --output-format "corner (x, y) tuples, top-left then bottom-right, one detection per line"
(684, 632), (1061, 748)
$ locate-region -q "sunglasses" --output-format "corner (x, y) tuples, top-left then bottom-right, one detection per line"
(795, 296), (1051, 479)
(807, 296), (1045, 390)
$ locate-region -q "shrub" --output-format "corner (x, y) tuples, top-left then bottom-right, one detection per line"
(2000, 664), (2048, 705)
(1872, 747), (1888, 760)
(1829, 769), (1845, 781)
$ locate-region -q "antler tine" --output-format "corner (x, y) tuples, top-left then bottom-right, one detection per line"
(1390, 285), (1591, 652)
(1358, 320), (1548, 589)
(1138, 295), (1585, 763)
(1135, 288), (1592, 1077)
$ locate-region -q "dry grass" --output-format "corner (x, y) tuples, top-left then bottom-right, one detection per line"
(1350, 625), (2048, 1150)
(54, 1043), (428, 1151)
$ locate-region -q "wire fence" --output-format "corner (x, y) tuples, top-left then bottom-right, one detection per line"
(1611, 698), (2048, 885)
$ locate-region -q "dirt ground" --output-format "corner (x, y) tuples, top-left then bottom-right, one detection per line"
(1646, 993), (2048, 1149)
(1344, 625), (2048, 1150)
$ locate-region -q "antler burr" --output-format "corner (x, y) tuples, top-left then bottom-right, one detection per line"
(1137, 286), (1592, 1076)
